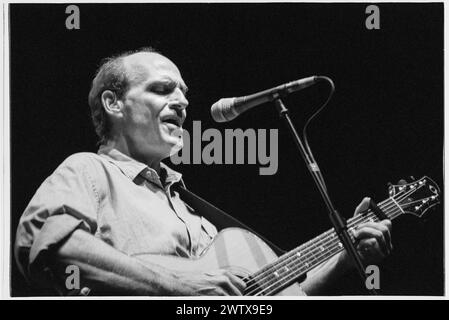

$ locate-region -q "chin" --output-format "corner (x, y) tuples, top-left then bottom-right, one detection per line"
(158, 138), (182, 157)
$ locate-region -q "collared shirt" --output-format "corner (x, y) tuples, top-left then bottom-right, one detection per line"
(14, 146), (218, 293)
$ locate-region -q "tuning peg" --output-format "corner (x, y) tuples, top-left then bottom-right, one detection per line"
(398, 179), (407, 185)
(387, 182), (394, 196)
(409, 175), (416, 181)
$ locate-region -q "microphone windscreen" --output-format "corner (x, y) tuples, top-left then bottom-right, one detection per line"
(211, 98), (236, 122)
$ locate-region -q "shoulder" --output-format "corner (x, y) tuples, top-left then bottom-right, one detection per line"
(41, 152), (114, 202)
(56, 152), (110, 173)
(49, 152), (112, 190)
(61, 152), (104, 166)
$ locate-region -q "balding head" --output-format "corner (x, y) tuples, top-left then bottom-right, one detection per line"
(88, 47), (173, 144)
(122, 52), (182, 88)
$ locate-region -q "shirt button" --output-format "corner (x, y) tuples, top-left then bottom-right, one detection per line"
(146, 172), (153, 180)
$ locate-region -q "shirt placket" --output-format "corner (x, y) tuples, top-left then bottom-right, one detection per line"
(143, 169), (194, 256)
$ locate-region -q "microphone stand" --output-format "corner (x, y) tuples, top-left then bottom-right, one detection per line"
(273, 98), (377, 295)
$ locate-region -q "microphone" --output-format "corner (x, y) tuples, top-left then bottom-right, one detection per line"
(211, 76), (320, 122)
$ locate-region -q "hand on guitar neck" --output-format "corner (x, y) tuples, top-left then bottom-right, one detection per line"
(338, 197), (393, 269)
(300, 197), (392, 295)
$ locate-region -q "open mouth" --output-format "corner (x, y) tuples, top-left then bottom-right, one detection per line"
(161, 116), (182, 127)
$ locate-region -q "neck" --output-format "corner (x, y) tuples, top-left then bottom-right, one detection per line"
(104, 136), (163, 173)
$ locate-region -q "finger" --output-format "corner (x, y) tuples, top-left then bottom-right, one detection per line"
(354, 226), (389, 256)
(356, 237), (377, 251)
(224, 280), (243, 296)
(354, 197), (371, 215)
(381, 219), (392, 232)
(356, 221), (392, 253)
(357, 238), (377, 252)
(357, 238), (385, 260)
(198, 286), (226, 296)
(217, 273), (243, 296)
(380, 220), (393, 251)
(225, 272), (246, 294)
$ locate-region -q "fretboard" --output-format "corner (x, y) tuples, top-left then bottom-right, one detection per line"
(243, 197), (404, 296)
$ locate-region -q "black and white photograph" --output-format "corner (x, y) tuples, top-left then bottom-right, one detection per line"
(4, 2), (444, 299)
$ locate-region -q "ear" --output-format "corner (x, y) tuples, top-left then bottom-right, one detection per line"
(101, 90), (124, 118)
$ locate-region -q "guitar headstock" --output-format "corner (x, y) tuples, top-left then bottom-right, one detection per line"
(388, 176), (440, 218)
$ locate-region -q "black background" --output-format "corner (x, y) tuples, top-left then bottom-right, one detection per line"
(10, 3), (444, 296)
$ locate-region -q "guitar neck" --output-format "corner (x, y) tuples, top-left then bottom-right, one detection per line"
(244, 196), (403, 296)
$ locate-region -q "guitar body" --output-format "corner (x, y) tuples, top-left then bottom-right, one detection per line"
(134, 228), (304, 296)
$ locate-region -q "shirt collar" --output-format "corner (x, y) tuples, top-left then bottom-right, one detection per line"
(98, 145), (182, 187)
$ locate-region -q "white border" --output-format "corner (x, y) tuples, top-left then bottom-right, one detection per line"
(1, 1), (10, 301)
(0, 0), (447, 300)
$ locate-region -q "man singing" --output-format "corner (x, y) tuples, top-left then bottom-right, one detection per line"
(14, 48), (392, 296)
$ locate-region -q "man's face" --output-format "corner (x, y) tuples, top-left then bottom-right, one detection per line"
(119, 52), (189, 160)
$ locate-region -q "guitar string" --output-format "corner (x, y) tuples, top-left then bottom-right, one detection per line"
(250, 206), (404, 296)
(243, 198), (395, 292)
(247, 186), (422, 296)
(244, 227), (341, 293)
(247, 180), (434, 292)
(243, 187), (419, 295)
(245, 185), (424, 296)
(245, 210), (385, 296)
(256, 243), (345, 295)
(244, 208), (389, 295)
(244, 207), (389, 295)
(244, 186), (416, 291)
(254, 209), (403, 296)
(256, 206), (406, 296)
(244, 188), (415, 296)
(245, 195), (398, 281)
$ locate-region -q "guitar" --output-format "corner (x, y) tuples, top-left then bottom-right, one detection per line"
(135, 176), (440, 296)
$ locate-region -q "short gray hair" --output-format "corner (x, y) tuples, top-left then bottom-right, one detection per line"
(87, 47), (159, 145)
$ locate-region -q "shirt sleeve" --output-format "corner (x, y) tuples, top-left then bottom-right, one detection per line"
(14, 154), (100, 288)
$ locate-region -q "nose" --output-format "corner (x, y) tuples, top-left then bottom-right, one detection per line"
(170, 87), (189, 110)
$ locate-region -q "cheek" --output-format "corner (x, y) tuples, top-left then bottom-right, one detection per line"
(125, 99), (162, 126)
(132, 109), (154, 125)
